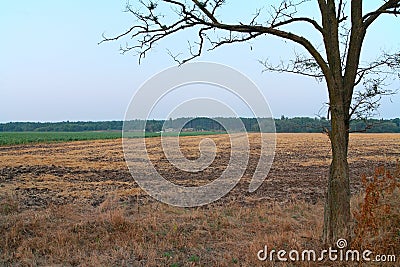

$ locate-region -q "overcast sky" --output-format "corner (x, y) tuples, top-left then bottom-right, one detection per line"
(1, 1), (399, 122)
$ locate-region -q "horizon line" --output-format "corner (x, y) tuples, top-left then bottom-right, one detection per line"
(1, 116), (399, 124)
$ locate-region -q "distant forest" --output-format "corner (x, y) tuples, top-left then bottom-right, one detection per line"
(1, 117), (400, 133)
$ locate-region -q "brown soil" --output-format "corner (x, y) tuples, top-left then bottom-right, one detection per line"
(1, 133), (398, 210)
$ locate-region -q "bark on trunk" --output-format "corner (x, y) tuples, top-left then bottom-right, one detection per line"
(323, 107), (351, 244)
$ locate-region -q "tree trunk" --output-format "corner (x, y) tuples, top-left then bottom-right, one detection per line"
(323, 105), (351, 244)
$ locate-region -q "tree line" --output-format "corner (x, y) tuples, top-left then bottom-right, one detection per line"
(1, 117), (399, 133)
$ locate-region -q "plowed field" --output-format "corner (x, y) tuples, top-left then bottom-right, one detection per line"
(1, 133), (398, 209)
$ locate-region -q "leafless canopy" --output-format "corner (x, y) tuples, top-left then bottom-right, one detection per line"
(100, 0), (400, 119)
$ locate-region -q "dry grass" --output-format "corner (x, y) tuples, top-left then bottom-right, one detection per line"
(351, 163), (400, 256)
(1, 189), (397, 266)
(0, 195), (325, 266)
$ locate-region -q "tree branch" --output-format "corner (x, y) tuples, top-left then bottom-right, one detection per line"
(259, 51), (324, 80)
(191, 0), (219, 24)
(100, 0), (330, 76)
(342, 0), (365, 110)
(363, 0), (400, 28)
(272, 17), (324, 33)
(210, 22), (329, 76)
(355, 52), (400, 86)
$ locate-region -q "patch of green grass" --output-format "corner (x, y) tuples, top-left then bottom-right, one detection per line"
(163, 251), (173, 259)
(188, 255), (200, 263)
(0, 132), (122, 146)
(0, 131), (225, 146)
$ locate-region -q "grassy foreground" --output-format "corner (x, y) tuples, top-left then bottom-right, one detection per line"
(1, 181), (398, 266)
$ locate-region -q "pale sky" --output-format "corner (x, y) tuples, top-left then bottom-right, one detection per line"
(1, 1), (399, 122)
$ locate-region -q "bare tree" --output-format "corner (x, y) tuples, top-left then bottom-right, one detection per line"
(100, 0), (400, 243)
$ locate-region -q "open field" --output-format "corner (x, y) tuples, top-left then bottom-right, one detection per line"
(0, 131), (224, 146)
(0, 133), (399, 266)
(0, 132), (122, 146)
